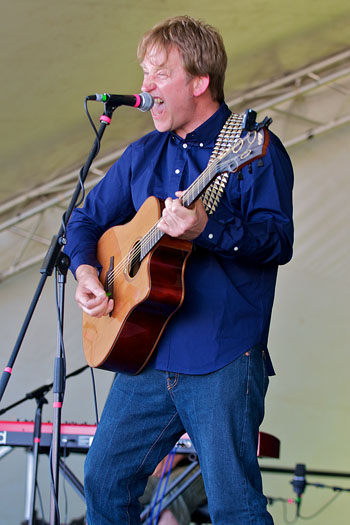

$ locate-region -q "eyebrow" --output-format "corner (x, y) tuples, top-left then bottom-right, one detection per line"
(141, 54), (168, 71)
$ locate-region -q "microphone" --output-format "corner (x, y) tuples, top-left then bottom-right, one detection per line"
(291, 463), (306, 516)
(87, 92), (154, 112)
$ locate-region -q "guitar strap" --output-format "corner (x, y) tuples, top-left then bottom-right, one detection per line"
(201, 112), (244, 215)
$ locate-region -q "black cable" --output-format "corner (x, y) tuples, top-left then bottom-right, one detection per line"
(267, 496), (298, 524)
(54, 266), (67, 399)
(47, 267), (67, 525)
(84, 97), (101, 156)
(49, 445), (61, 524)
(59, 97), (102, 240)
(281, 500), (298, 524)
(35, 478), (46, 525)
(75, 166), (86, 209)
(267, 483), (348, 524)
(61, 439), (78, 525)
(62, 442), (69, 525)
(77, 98), (104, 211)
(90, 367), (99, 425)
(299, 491), (342, 520)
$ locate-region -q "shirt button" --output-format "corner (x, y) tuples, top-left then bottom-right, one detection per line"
(175, 169), (180, 174)
(199, 142), (204, 147)
(183, 143), (188, 149)
(208, 233), (214, 240)
(234, 246), (239, 251)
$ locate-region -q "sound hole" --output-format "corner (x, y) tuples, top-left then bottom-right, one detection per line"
(128, 241), (141, 278)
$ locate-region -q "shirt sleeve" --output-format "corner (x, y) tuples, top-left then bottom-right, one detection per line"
(64, 146), (136, 277)
(194, 131), (294, 265)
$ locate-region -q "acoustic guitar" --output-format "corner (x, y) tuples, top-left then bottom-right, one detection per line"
(82, 125), (270, 374)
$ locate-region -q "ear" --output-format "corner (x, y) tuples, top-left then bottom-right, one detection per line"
(192, 74), (210, 97)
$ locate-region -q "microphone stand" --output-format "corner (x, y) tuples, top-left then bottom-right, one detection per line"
(0, 102), (118, 525)
(0, 365), (88, 525)
(291, 463), (306, 516)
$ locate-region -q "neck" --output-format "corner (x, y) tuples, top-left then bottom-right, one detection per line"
(198, 97), (221, 126)
(175, 95), (220, 138)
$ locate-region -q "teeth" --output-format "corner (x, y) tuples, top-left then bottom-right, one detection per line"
(154, 97), (163, 104)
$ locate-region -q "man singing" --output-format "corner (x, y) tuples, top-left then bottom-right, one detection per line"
(65, 15), (294, 524)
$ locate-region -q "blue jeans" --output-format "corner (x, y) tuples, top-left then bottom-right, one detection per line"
(84, 346), (273, 524)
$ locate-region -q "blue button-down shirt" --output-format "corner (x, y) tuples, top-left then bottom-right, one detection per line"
(65, 103), (293, 375)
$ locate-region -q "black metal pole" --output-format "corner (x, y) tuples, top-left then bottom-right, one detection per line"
(0, 112), (112, 404)
(28, 395), (48, 525)
(260, 465), (350, 478)
(49, 253), (70, 525)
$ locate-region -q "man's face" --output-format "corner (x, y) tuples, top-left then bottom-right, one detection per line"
(141, 45), (199, 138)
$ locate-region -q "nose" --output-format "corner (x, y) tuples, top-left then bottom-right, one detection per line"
(141, 74), (156, 93)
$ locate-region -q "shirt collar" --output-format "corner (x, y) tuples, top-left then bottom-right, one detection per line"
(170, 102), (231, 146)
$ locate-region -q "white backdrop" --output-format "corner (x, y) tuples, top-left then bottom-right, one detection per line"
(0, 122), (349, 523)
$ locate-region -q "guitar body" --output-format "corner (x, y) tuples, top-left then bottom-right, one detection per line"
(82, 196), (192, 374)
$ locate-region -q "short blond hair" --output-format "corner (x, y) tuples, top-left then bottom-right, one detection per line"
(137, 15), (227, 103)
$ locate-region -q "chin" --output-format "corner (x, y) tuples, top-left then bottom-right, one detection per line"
(153, 121), (171, 133)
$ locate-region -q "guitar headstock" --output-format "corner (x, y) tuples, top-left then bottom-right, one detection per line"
(216, 122), (270, 175)
(180, 113), (272, 209)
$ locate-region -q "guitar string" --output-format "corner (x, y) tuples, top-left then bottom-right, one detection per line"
(106, 133), (255, 287)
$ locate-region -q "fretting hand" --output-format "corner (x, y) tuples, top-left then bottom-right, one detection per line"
(158, 191), (208, 240)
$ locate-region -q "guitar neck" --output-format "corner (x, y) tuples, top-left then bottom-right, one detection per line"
(139, 126), (269, 261)
(181, 158), (221, 208)
(139, 161), (219, 261)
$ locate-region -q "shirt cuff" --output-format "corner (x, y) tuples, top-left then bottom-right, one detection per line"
(196, 217), (224, 248)
(195, 217), (241, 254)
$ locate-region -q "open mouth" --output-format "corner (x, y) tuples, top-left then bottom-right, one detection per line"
(153, 97), (164, 105)
(151, 97), (165, 117)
